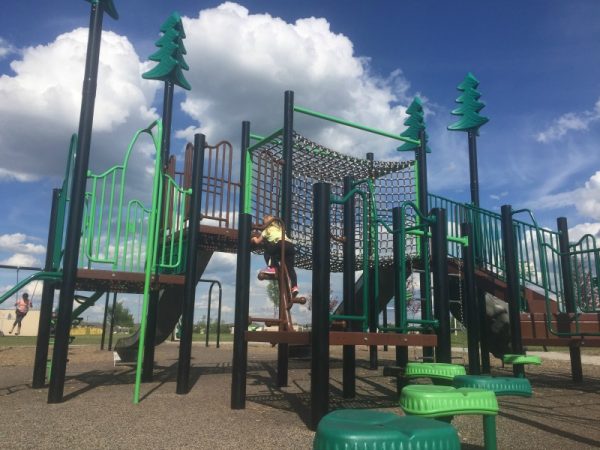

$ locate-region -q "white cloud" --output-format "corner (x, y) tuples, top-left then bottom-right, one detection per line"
(0, 253), (40, 267)
(535, 101), (600, 143)
(0, 233), (45, 254)
(0, 37), (16, 60)
(177, 3), (411, 158)
(532, 170), (600, 220)
(0, 28), (159, 180)
(568, 222), (600, 242)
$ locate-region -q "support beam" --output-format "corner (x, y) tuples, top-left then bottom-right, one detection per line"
(311, 182), (331, 431)
(176, 133), (205, 394)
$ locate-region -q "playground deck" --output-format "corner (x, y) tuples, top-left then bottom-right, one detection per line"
(1, 343), (599, 449)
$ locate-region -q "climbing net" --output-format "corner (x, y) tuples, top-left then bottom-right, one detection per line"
(250, 132), (418, 272)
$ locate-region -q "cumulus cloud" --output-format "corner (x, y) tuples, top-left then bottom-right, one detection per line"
(0, 37), (16, 60)
(0, 253), (41, 267)
(175, 2), (412, 158)
(0, 28), (159, 181)
(532, 170), (600, 220)
(568, 222), (600, 242)
(0, 233), (45, 255)
(535, 100), (600, 143)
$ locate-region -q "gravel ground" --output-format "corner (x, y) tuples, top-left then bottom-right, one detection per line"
(1, 343), (599, 449)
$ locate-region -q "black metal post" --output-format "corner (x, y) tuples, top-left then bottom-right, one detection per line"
(142, 291), (159, 382)
(501, 205), (524, 377)
(392, 206), (409, 393)
(478, 290), (491, 373)
(416, 130), (433, 362)
(176, 133), (205, 395)
(231, 214), (252, 409)
(231, 121), (251, 409)
(277, 90), (294, 387)
(366, 152), (378, 370)
(108, 292), (117, 351)
(32, 189), (60, 388)
(311, 182), (331, 431)
(161, 81), (175, 166)
(48, 2), (106, 403)
(205, 288), (212, 347)
(431, 208), (451, 363)
(468, 131), (480, 207)
(100, 291), (110, 350)
(342, 176), (356, 398)
(215, 283), (222, 348)
(557, 217), (583, 382)
(461, 222), (481, 374)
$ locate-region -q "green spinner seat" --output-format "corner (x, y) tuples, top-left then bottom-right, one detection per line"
(453, 375), (533, 397)
(400, 385), (499, 450)
(313, 409), (460, 450)
(404, 362), (466, 384)
(503, 354), (542, 377)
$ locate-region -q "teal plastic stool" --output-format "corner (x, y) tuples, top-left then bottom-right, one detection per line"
(405, 362), (466, 384)
(313, 409), (460, 450)
(453, 375), (533, 397)
(400, 385), (499, 450)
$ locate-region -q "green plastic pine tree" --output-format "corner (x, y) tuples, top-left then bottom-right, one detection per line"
(84, 0), (119, 20)
(397, 97), (431, 153)
(142, 12), (191, 90)
(448, 72), (489, 132)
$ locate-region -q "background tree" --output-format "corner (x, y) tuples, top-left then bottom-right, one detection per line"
(110, 301), (134, 327)
(266, 280), (279, 316)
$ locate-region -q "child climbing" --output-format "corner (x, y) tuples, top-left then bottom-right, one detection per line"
(9, 292), (32, 335)
(251, 215), (299, 296)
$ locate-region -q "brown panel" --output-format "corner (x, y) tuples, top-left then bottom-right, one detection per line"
(329, 331), (437, 346)
(245, 331), (310, 345)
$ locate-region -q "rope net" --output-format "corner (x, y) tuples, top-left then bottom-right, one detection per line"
(251, 132), (417, 272)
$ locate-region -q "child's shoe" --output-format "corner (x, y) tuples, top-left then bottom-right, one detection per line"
(291, 286), (299, 296)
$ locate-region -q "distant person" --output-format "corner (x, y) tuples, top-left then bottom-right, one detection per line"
(251, 215), (299, 296)
(9, 292), (32, 336)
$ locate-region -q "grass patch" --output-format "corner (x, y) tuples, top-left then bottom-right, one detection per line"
(0, 331), (234, 348)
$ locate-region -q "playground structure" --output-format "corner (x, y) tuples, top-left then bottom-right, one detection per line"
(0, 3), (598, 444)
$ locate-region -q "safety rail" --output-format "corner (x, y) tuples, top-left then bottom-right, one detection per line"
(0, 271), (62, 306)
(569, 234), (600, 313)
(429, 194), (563, 307)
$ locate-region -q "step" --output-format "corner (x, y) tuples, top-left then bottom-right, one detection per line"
(400, 385), (499, 450)
(405, 362), (466, 382)
(503, 354), (542, 366)
(452, 375), (533, 397)
(313, 409), (460, 450)
(400, 385), (499, 417)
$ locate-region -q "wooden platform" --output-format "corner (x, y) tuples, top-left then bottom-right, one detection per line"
(75, 269), (184, 293)
(245, 331), (437, 347)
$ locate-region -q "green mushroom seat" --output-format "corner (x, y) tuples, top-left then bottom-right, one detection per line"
(453, 375), (533, 397)
(400, 385), (499, 450)
(313, 409), (460, 450)
(404, 362), (466, 384)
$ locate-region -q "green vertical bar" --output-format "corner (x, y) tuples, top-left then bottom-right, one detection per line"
(133, 124), (163, 404)
(243, 151), (253, 214)
(414, 159), (420, 257)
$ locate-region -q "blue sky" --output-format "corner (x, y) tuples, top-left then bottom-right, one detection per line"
(2, 1), (600, 324)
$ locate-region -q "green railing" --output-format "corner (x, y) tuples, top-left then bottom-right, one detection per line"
(428, 193), (600, 320)
(77, 120), (190, 274)
(378, 201), (437, 334)
(569, 234), (600, 313)
(0, 271), (62, 306)
(429, 194), (563, 308)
